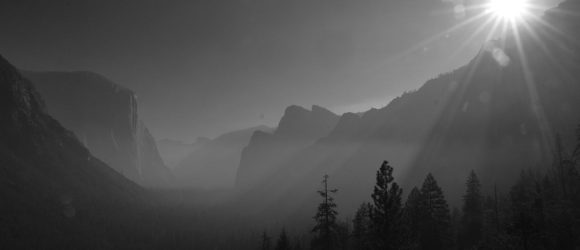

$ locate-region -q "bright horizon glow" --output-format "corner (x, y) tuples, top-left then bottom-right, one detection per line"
(486, 0), (530, 21)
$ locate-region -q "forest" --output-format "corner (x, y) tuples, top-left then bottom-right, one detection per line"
(253, 127), (580, 250)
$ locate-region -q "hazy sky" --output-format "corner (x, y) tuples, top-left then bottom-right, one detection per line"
(0, 0), (561, 142)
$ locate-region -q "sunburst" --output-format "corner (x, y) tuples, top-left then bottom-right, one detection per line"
(486, 0), (530, 21)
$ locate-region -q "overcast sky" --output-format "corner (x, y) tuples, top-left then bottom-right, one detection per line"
(0, 0), (561, 142)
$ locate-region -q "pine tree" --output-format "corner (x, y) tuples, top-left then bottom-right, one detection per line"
(261, 230), (271, 250)
(553, 134), (580, 201)
(510, 170), (538, 250)
(369, 160), (403, 249)
(419, 173), (452, 250)
(352, 202), (372, 250)
(275, 229), (291, 250)
(554, 134), (570, 198)
(451, 207), (461, 248)
(573, 124), (580, 162)
(336, 220), (350, 249)
(292, 237), (302, 250)
(402, 187), (422, 248)
(459, 170), (483, 249)
(311, 174), (339, 250)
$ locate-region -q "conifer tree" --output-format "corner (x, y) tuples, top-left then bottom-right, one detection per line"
(292, 237), (302, 250)
(370, 160), (403, 249)
(352, 202), (372, 250)
(459, 170), (483, 249)
(573, 124), (580, 162)
(402, 187), (422, 248)
(510, 170), (538, 250)
(553, 134), (580, 200)
(261, 230), (271, 250)
(419, 173), (452, 250)
(311, 174), (339, 250)
(275, 229), (291, 250)
(451, 207), (461, 247)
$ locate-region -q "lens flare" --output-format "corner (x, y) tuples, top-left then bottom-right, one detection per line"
(486, 0), (529, 20)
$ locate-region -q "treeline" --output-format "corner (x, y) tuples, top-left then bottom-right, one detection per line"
(262, 131), (580, 250)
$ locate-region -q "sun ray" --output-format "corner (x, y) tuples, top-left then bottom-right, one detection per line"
(519, 18), (563, 70)
(526, 13), (574, 43)
(509, 20), (555, 158)
(447, 15), (501, 61)
(363, 10), (491, 74)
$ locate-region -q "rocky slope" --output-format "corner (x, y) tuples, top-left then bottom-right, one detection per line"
(0, 54), (149, 248)
(24, 71), (172, 187)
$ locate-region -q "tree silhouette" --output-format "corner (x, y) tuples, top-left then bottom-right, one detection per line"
(352, 202), (372, 250)
(459, 170), (483, 249)
(402, 187), (422, 248)
(261, 230), (271, 250)
(509, 170), (544, 250)
(292, 237), (302, 250)
(369, 160), (403, 249)
(311, 174), (339, 250)
(419, 173), (452, 250)
(275, 229), (291, 250)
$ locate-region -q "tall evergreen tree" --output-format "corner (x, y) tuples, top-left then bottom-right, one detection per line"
(510, 170), (539, 250)
(451, 207), (461, 248)
(292, 237), (302, 250)
(574, 124), (580, 162)
(311, 174), (339, 250)
(419, 173), (452, 250)
(261, 230), (271, 250)
(459, 170), (483, 249)
(275, 229), (291, 250)
(336, 220), (350, 250)
(370, 160), (403, 249)
(553, 134), (580, 201)
(402, 187), (422, 248)
(352, 202), (372, 250)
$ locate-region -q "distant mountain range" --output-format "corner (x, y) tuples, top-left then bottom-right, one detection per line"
(173, 125), (272, 189)
(157, 137), (210, 168)
(24, 71), (172, 187)
(228, 0), (580, 227)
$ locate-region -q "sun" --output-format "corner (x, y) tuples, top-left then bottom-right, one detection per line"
(486, 0), (529, 20)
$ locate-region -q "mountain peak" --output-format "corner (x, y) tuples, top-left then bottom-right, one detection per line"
(283, 105), (310, 116)
(276, 104), (339, 138)
(311, 104), (334, 115)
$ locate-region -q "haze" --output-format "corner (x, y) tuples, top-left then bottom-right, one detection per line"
(0, 0), (561, 141)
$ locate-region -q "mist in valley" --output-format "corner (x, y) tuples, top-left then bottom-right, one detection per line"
(1, 0), (580, 249)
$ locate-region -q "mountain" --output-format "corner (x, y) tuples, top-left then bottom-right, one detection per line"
(0, 54), (151, 248)
(236, 105), (340, 189)
(173, 125), (272, 189)
(231, 1), (580, 228)
(157, 137), (210, 168)
(24, 71), (172, 187)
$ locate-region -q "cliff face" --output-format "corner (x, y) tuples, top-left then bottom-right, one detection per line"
(236, 105), (339, 189)
(25, 71), (171, 187)
(0, 54), (145, 248)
